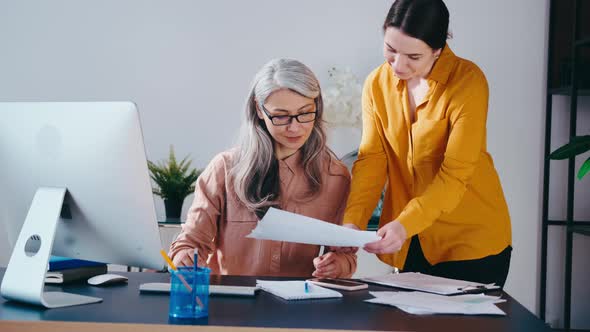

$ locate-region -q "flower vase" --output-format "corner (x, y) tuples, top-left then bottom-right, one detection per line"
(164, 199), (183, 223)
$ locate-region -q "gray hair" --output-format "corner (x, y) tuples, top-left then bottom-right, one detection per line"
(230, 58), (332, 218)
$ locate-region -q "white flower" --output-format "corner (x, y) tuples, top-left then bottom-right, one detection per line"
(322, 67), (362, 129)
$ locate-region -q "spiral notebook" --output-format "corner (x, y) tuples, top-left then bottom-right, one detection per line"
(256, 280), (342, 300)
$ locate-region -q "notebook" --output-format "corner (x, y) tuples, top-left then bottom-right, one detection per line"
(47, 256), (105, 271)
(45, 265), (108, 284)
(362, 272), (500, 295)
(256, 280), (342, 300)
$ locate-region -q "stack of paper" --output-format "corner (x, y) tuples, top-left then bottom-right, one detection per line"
(247, 208), (380, 247)
(362, 272), (499, 295)
(366, 291), (506, 315)
(256, 280), (342, 301)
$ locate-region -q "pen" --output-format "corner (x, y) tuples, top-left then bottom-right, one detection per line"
(159, 250), (192, 292)
(160, 249), (178, 270)
(189, 249), (205, 310)
(304, 281), (309, 293)
(458, 285), (487, 294)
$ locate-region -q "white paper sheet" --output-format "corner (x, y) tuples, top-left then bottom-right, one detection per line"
(362, 272), (499, 295)
(365, 291), (506, 315)
(247, 207), (380, 247)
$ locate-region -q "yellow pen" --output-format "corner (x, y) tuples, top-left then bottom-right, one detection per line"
(160, 250), (178, 270)
(160, 250), (192, 292)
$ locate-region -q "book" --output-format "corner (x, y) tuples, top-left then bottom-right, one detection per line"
(48, 256), (105, 271)
(45, 265), (108, 284)
(256, 280), (342, 300)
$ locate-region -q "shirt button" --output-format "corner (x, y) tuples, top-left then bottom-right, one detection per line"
(272, 254), (279, 260)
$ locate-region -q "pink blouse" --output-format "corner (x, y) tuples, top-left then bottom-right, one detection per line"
(169, 149), (356, 277)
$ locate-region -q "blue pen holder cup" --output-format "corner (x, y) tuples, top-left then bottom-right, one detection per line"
(169, 266), (211, 319)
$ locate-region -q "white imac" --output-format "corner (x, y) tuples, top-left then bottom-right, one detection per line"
(0, 102), (164, 308)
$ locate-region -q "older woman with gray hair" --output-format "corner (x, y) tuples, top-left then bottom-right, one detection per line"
(169, 58), (356, 278)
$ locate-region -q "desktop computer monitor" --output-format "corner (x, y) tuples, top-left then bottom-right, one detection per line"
(0, 102), (164, 308)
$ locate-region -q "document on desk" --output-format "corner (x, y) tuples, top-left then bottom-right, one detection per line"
(362, 272), (500, 295)
(247, 207), (380, 247)
(366, 291), (506, 315)
(256, 280), (342, 300)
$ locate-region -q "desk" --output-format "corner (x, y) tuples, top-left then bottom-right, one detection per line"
(0, 269), (550, 332)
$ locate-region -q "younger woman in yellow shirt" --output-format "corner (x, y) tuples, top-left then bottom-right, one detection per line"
(342, 0), (512, 286)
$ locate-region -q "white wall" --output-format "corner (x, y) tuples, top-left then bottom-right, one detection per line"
(442, 0), (549, 318)
(0, 0), (557, 322)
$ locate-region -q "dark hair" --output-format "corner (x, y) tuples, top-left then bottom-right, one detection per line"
(383, 0), (449, 49)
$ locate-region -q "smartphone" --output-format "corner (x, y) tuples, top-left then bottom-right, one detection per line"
(307, 278), (368, 291)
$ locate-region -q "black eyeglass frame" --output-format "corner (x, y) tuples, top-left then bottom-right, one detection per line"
(259, 102), (318, 126)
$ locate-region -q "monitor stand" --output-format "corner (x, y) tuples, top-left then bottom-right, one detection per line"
(0, 187), (102, 308)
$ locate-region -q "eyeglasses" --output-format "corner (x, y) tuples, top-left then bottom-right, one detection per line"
(260, 103), (317, 126)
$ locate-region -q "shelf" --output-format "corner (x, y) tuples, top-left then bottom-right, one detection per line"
(541, 2), (590, 328)
(549, 87), (590, 96)
(568, 225), (590, 236)
(158, 219), (184, 225)
(547, 220), (590, 226)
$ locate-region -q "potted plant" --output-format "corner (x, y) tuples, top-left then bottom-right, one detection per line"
(148, 145), (202, 222)
(549, 135), (590, 180)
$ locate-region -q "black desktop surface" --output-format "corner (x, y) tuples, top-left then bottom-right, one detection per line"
(0, 269), (550, 331)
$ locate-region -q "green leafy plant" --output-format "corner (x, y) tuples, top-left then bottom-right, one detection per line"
(148, 145), (202, 219)
(549, 135), (590, 180)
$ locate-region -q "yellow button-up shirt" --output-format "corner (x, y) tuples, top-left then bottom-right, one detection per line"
(344, 45), (511, 268)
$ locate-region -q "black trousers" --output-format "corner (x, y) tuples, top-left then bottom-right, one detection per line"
(403, 235), (512, 287)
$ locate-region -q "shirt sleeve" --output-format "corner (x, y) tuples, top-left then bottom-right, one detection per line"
(397, 70), (489, 237)
(343, 76), (388, 230)
(331, 169), (356, 278)
(168, 154), (226, 267)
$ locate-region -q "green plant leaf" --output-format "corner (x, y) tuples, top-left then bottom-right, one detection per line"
(549, 135), (590, 160)
(578, 157), (590, 180)
(146, 145), (202, 201)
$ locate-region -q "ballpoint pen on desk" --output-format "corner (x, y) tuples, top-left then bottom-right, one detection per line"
(458, 283), (498, 294)
(458, 285), (487, 294)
